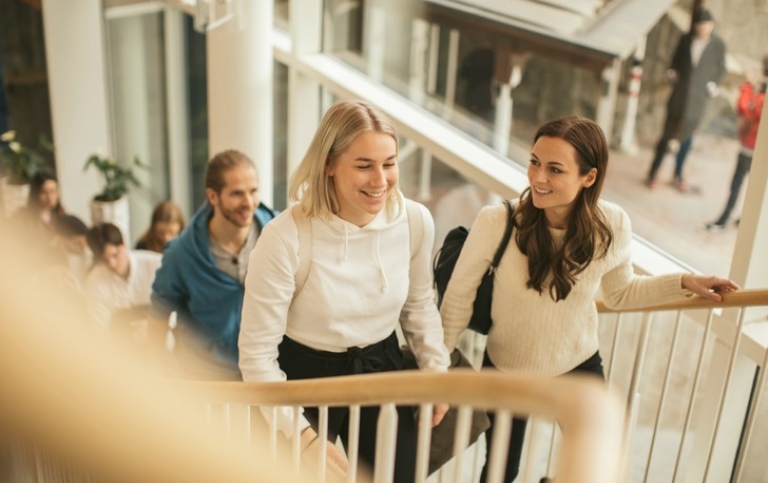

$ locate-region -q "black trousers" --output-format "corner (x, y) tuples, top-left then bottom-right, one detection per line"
(714, 151), (752, 226)
(479, 351), (605, 483)
(278, 332), (418, 483)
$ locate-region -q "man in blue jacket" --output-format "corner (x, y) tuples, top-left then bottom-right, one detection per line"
(151, 149), (276, 379)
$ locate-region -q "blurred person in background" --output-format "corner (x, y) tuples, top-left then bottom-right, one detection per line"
(645, 8), (726, 192)
(13, 171), (65, 242)
(136, 200), (186, 253)
(705, 54), (767, 231)
(85, 222), (161, 332)
(52, 213), (91, 290)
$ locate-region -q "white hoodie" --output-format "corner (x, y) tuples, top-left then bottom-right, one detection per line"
(239, 191), (450, 436)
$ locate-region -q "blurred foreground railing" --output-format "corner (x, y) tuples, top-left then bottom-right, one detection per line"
(182, 370), (624, 483)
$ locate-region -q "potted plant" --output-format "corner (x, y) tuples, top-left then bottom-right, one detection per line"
(0, 130), (51, 216)
(83, 153), (147, 241)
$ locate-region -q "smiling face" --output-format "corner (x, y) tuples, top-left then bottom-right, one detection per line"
(206, 164), (259, 229)
(528, 136), (597, 229)
(326, 131), (398, 227)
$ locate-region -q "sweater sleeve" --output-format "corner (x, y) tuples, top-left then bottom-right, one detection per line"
(399, 202), (451, 371)
(440, 205), (505, 351)
(599, 206), (688, 309)
(238, 215), (310, 437)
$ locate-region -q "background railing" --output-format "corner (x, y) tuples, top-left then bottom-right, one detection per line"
(454, 289), (768, 482)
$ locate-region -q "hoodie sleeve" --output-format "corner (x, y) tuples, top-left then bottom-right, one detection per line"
(399, 202), (451, 372)
(239, 213), (310, 437)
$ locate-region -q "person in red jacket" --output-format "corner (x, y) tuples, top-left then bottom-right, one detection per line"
(705, 55), (767, 231)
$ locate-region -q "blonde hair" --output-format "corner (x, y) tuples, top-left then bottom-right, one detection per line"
(288, 100), (401, 219)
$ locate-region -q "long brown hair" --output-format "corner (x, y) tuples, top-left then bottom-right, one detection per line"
(515, 116), (613, 301)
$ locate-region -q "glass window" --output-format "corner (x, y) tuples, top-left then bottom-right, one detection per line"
(321, 0), (768, 275)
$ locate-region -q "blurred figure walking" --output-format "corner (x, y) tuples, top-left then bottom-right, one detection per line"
(705, 55), (767, 231)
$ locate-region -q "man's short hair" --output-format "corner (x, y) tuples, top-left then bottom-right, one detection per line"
(204, 150), (256, 194)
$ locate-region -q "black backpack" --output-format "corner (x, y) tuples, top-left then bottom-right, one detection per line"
(433, 200), (515, 335)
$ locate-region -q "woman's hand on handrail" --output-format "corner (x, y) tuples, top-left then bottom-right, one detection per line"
(432, 403), (449, 427)
(681, 274), (741, 302)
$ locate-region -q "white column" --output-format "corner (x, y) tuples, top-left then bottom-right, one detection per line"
(444, 29), (460, 115)
(363, 5), (386, 82)
(165, 8), (191, 215)
(493, 52), (527, 157)
(408, 19), (430, 105)
(41, 0), (109, 222)
(595, 58), (621, 145)
(730, 97), (768, 293)
(619, 38), (647, 154)
(685, 98), (768, 483)
(207, 0), (273, 206)
(493, 83), (513, 156)
(287, 0), (322, 186)
(109, 15), (152, 243)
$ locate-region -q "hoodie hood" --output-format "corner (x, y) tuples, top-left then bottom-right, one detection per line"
(319, 190), (407, 293)
(178, 201), (277, 275)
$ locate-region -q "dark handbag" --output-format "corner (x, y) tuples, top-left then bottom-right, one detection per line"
(402, 347), (490, 474)
(433, 200), (515, 335)
(467, 199), (515, 334)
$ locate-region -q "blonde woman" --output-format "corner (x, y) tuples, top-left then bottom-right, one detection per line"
(239, 100), (450, 481)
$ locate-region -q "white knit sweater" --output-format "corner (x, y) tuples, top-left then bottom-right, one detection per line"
(440, 200), (688, 377)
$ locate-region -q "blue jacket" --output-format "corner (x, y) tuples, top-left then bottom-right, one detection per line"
(151, 201), (277, 369)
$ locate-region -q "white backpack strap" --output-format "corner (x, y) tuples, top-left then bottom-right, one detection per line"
(291, 204), (312, 295)
(405, 199), (424, 261)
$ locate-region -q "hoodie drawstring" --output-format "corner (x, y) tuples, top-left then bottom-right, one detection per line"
(374, 231), (388, 293)
(339, 224), (348, 262)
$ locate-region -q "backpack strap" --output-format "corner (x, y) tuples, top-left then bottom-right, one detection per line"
(292, 204), (312, 295)
(405, 199), (424, 262)
(489, 200), (515, 274)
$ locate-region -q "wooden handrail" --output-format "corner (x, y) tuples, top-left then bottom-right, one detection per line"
(182, 371), (625, 483)
(596, 287), (768, 313)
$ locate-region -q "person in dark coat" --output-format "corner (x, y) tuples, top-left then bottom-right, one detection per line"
(645, 8), (726, 192)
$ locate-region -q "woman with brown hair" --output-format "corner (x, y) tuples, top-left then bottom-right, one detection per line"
(12, 171), (66, 244)
(440, 116), (739, 482)
(135, 200), (186, 253)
